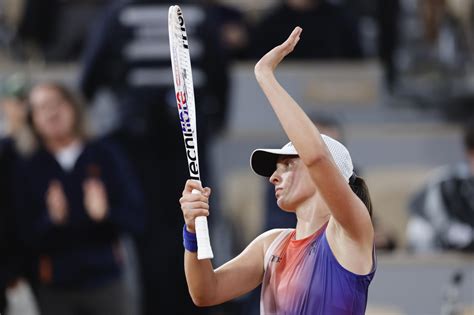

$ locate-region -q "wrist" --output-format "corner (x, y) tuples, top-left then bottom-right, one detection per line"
(255, 66), (272, 79)
(255, 70), (275, 86)
(183, 224), (198, 252)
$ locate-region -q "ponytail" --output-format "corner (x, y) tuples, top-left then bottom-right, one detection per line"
(349, 175), (373, 218)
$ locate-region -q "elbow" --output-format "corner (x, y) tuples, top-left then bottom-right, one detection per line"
(254, 65), (272, 83)
(188, 285), (218, 307)
(191, 297), (209, 307)
(190, 293), (216, 307)
(254, 63), (263, 78)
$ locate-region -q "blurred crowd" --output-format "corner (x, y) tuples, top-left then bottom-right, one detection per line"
(0, 0), (473, 114)
(0, 0), (473, 314)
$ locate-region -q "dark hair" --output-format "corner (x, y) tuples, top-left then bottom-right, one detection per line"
(27, 82), (89, 142)
(463, 117), (474, 151)
(349, 175), (373, 218)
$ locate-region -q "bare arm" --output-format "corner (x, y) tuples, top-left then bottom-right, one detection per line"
(180, 180), (272, 306)
(254, 27), (373, 245)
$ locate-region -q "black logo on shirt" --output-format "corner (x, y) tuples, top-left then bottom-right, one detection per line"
(270, 255), (282, 263)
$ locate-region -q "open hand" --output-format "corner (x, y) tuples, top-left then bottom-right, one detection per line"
(46, 180), (68, 225)
(255, 26), (302, 77)
(83, 178), (109, 222)
(179, 180), (211, 233)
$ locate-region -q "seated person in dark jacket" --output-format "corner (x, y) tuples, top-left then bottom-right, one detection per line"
(250, 0), (362, 60)
(13, 82), (144, 315)
(407, 117), (474, 253)
(0, 74), (31, 313)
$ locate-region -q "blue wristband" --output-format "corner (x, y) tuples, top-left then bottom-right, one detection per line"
(183, 224), (198, 252)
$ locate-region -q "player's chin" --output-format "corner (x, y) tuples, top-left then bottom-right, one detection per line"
(277, 199), (296, 213)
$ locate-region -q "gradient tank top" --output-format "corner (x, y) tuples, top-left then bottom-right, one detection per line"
(260, 223), (376, 315)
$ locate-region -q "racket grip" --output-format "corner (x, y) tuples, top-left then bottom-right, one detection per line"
(191, 188), (214, 260)
(195, 216), (214, 260)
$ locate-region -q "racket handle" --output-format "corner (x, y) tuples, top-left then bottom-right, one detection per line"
(195, 216), (214, 260)
(191, 188), (214, 260)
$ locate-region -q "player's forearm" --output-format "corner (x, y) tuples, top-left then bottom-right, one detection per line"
(255, 70), (328, 165)
(184, 251), (218, 306)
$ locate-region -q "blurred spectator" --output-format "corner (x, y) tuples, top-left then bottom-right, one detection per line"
(79, 1), (229, 314)
(250, 0), (363, 59)
(376, 0), (400, 92)
(16, 0), (108, 61)
(13, 82), (144, 315)
(419, 0), (473, 54)
(407, 117), (474, 253)
(0, 73), (30, 313)
(0, 74), (29, 137)
(393, 0), (474, 116)
(204, 0), (250, 59)
(0, 0), (23, 58)
(418, 0), (474, 72)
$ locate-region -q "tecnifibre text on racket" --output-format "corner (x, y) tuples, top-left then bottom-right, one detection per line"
(168, 5), (213, 260)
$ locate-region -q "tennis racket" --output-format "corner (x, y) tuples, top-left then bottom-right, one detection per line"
(168, 5), (213, 260)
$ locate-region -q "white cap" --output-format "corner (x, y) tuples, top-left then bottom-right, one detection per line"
(250, 134), (354, 182)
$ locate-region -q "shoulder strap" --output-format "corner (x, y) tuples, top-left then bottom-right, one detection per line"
(264, 229), (293, 271)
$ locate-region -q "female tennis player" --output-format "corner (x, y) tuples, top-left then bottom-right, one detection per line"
(180, 26), (376, 314)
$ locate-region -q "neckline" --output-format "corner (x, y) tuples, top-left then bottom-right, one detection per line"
(54, 141), (84, 172)
(289, 221), (329, 247)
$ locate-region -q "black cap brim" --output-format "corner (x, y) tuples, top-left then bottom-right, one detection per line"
(250, 149), (298, 177)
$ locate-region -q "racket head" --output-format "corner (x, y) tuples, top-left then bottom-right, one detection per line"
(168, 5), (200, 181)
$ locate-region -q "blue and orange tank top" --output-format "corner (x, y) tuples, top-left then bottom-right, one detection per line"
(260, 222), (376, 315)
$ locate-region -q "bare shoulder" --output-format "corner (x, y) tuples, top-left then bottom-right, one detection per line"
(217, 228), (292, 273)
(256, 228), (293, 254)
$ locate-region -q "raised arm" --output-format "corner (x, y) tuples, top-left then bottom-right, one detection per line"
(254, 27), (373, 245)
(179, 180), (273, 306)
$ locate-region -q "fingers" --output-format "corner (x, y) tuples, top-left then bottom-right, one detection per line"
(255, 26), (303, 77)
(180, 180), (212, 228)
(182, 179), (204, 195)
(182, 180), (211, 197)
(287, 26), (303, 42)
(83, 178), (106, 196)
(290, 26), (302, 40)
(180, 199), (210, 229)
(47, 180), (65, 203)
(282, 26), (302, 53)
(181, 190), (209, 202)
(180, 181), (211, 206)
(181, 201), (210, 218)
